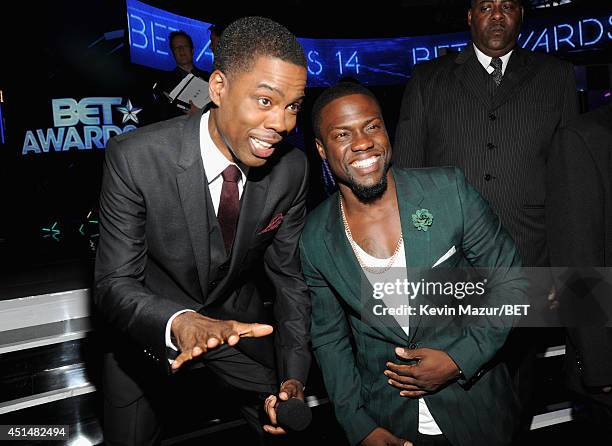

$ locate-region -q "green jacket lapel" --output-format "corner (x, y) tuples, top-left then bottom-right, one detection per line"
(322, 193), (409, 345)
(393, 167), (432, 342)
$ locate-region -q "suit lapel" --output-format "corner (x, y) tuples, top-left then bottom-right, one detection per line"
(323, 189), (414, 345)
(176, 112), (210, 303)
(453, 44), (491, 110)
(394, 168), (431, 342)
(491, 47), (536, 111)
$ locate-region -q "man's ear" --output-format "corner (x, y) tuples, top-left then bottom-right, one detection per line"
(209, 70), (226, 107)
(467, 8), (472, 28)
(315, 138), (327, 160)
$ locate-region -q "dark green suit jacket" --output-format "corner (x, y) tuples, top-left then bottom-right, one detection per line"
(300, 167), (525, 446)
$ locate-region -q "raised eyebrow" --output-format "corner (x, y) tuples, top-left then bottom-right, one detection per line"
(255, 84), (305, 103)
(256, 83), (284, 97)
(328, 117), (381, 132)
(364, 117), (383, 126)
(328, 124), (351, 132)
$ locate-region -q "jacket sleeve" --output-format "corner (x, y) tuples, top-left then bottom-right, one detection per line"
(264, 157), (312, 386)
(444, 167), (528, 382)
(94, 138), (186, 371)
(393, 66), (428, 168)
(300, 239), (378, 446)
(546, 126), (612, 387)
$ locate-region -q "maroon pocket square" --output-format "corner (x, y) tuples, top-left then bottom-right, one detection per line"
(259, 213), (284, 234)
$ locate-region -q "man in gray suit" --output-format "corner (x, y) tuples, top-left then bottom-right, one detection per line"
(95, 17), (311, 445)
(392, 0), (578, 434)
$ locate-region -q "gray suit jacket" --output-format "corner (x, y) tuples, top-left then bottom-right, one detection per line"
(393, 44), (578, 266)
(94, 111), (311, 395)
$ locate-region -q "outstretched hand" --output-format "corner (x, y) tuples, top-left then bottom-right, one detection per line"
(170, 312), (273, 370)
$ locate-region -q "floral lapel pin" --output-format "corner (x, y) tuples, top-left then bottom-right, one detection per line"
(412, 208), (433, 231)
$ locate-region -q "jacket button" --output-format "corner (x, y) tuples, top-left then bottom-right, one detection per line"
(487, 143), (496, 150)
(489, 114), (496, 121)
(484, 174), (492, 181)
(208, 281), (218, 292)
(408, 343), (418, 349)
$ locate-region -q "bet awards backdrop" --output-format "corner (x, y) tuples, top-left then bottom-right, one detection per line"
(0, 0), (160, 270)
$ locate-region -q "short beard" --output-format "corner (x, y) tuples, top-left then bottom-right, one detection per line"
(346, 165), (389, 204)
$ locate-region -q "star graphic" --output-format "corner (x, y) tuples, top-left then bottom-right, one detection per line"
(116, 99), (142, 124)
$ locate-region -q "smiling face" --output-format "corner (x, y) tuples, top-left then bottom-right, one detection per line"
(468, 0), (523, 57)
(315, 93), (392, 202)
(208, 55), (307, 167)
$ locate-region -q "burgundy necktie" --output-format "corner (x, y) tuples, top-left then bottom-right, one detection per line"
(217, 165), (241, 253)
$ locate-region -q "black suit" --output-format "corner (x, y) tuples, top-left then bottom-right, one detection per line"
(393, 44), (578, 267)
(392, 43), (578, 434)
(547, 103), (612, 416)
(94, 111), (311, 444)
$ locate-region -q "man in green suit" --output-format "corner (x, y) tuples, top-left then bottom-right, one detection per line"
(300, 82), (525, 446)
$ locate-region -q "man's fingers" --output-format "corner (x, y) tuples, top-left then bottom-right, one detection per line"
(192, 346), (203, 356)
(172, 349), (195, 371)
(399, 390), (427, 398)
(263, 425), (286, 435)
(279, 379), (303, 400)
(234, 322), (274, 338)
(384, 369), (419, 385)
(206, 337), (220, 349)
(387, 379), (422, 391)
(264, 395), (278, 425)
(395, 346), (422, 360)
(386, 362), (418, 377)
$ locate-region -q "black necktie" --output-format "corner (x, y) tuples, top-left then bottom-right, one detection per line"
(490, 57), (503, 86)
(217, 165), (241, 253)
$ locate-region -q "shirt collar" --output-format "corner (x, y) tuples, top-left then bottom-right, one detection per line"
(199, 111), (247, 185)
(473, 43), (513, 75)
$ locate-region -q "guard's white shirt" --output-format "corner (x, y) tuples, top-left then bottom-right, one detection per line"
(473, 43), (513, 76)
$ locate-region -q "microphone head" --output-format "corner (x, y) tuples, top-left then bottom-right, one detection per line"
(275, 398), (313, 432)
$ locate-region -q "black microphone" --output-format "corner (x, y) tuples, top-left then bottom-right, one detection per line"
(275, 398), (312, 432)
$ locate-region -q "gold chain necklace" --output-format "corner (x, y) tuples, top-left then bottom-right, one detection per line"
(340, 198), (403, 274)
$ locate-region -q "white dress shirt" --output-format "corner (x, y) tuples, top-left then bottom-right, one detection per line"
(165, 111), (247, 355)
(473, 43), (513, 76)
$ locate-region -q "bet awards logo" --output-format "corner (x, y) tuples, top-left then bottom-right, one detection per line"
(22, 97), (142, 155)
